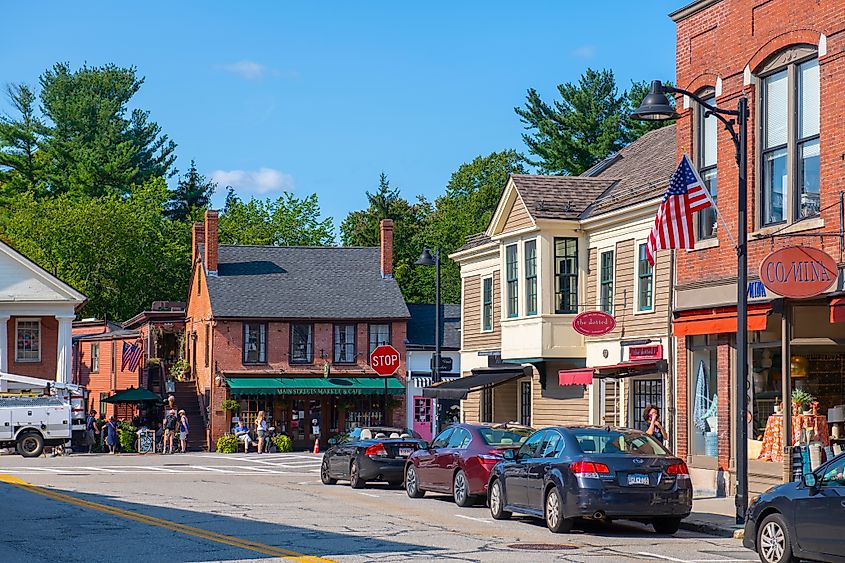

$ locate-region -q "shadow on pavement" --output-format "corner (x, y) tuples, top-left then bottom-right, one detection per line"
(0, 482), (440, 563)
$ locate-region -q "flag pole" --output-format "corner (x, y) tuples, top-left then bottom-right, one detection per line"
(683, 154), (738, 250)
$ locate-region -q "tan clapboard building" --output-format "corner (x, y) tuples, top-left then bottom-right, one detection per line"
(439, 126), (678, 436)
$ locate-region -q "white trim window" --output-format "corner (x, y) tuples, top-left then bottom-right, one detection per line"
(505, 244), (519, 318)
(16, 318), (41, 362)
(599, 250), (614, 314)
(697, 93), (718, 240)
(637, 243), (654, 312)
(524, 239), (538, 316)
(481, 276), (493, 332)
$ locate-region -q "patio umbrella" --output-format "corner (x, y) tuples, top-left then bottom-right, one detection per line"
(103, 387), (163, 404)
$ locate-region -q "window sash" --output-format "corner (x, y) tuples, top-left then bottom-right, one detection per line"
(505, 245), (518, 318)
(699, 95), (718, 168)
(599, 250), (614, 314)
(368, 324), (390, 359)
(637, 244), (654, 312)
(482, 277), (493, 331)
(524, 240), (537, 316)
(243, 323), (267, 364)
(554, 238), (578, 314)
(204, 324), (210, 367)
(762, 146), (788, 225)
(91, 343), (100, 373)
(290, 324), (313, 363)
(334, 324), (357, 363)
(480, 387), (493, 423)
(698, 166), (718, 239)
(15, 319), (40, 362)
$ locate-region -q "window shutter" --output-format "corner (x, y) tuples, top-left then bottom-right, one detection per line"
(764, 70), (788, 148)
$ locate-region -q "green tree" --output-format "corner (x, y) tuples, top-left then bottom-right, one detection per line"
(0, 84), (47, 199)
(624, 79), (676, 140)
(515, 69), (673, 175)
(38, 62), (177, 197)
(0, 178), (191, 320)
(166, 160), (216, 221)
(218, 189), (335, 246)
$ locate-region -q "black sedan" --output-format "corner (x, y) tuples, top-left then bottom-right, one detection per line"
(743, 452), (845, 563)
(487, 426), (692, 534)
(321, 435), (425, 489)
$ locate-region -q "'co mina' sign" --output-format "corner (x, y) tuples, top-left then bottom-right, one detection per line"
(759, 246), (838, 299)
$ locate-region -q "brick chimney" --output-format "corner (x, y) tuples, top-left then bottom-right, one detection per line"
(380, 219), (394, 278)
(204, 210), (219, 276)
(191, 222), (205, 265)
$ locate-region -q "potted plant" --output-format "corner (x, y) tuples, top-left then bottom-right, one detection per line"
(169, 359), (190, 382)
(792, 389), (815, 415)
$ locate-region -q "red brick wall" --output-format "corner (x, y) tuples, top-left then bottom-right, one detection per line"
(76, 336), (143, 418)
(6, 316), (58, 380)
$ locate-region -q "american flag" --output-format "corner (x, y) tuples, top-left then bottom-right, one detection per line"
(121, 341), (143, 372)
(645, 154), (715, 265)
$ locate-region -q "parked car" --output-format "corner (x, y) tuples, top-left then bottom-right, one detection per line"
(330, 426), (422, 445)
(321, 429), (425, 489)
(487, 426), (692, 534)
(404, 423), (534, 506)
(743, 452), (845, 563)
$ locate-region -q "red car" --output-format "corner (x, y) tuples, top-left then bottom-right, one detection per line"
(404, 423), (534, 507)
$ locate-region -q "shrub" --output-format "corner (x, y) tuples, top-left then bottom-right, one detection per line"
(216, 434), (239, 454)
(221, 399), (240, 412)
(272, 434), (293, 453)
(117, 421), (137, 453)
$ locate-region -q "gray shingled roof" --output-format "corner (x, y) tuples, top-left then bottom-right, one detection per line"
(454, 232), (494, 254)
(406, 303), (461, 349)
(207, 246), (409, 320)
(510, 175), (614, 220)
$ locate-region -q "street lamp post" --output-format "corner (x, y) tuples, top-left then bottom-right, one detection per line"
(632, 80), (749, 525)
(415, 248), (441, 439)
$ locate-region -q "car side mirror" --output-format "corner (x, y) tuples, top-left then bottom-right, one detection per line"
(502, 449), (516, 461)
(803, 473), (817, 490)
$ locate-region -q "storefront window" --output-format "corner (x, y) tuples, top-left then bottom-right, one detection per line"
(751, 346), (782, 446)
(690, 337), (718, 457)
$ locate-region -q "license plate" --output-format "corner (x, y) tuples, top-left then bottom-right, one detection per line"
(627, 473), (650, 486)
(399, 447), (414, 457)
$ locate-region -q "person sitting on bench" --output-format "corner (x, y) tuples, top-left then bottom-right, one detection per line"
(234, 421), (254, 452)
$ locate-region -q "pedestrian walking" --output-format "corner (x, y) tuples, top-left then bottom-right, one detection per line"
(167, 395), (176, 412)
(163, 409), (178, 454)
(84, 409), (99, 454)
(644, 404), (669, 447)
(105, 416), (118, 455)
(255, 411), (267, 454)
(178, 409), (189, 453)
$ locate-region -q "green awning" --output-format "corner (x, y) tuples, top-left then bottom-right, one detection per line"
(103, 387), (162, 403)
(227, 377), (405, 396)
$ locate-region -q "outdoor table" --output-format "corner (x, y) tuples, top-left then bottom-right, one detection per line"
(757, 413), (829, 463)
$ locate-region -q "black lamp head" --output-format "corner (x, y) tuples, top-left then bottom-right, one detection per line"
(415, 248), (436, 266)
(631, 80), (679, 122)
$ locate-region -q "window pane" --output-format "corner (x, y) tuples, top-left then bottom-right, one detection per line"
(506, 245), (518, 318)
(799, 59), (820, 139)
(524, 240), (537, 316)
(369, 324), (390, 357)
(16, 320), (40, 361)
(554, 238), (578, 314)
(482, 277), (493, 331)
(600, 250), (613, 314)
(637, 244), (653, 311)
(698, 168), (718, 239)
(334, 324), (356, 363)
(799, 138), (821, 219)
(291, 324), (312, 362)
(763, 147), (787, 224)
(701, 96), (717, 168)
(244, 323), (265, 363)
(764, 70), (788, 148)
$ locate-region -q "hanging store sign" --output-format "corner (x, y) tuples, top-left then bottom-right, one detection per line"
(572, 311), (616, 336)
(759, 246), (837, 299)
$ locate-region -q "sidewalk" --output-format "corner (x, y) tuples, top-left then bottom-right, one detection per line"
(682, 496), (745, 539)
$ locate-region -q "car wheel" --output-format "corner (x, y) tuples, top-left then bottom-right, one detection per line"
(17, 432), (44, 458)
(652, 517), (681, 535)
(405, 464), (425, 498)
(489, 479), (511, 520)
(545, 486), (573, 533)
(320, 459), (337, 485)
(453, 470), (475, 507)
(757, 513), (797, 563)
(349, 460), (365, 489)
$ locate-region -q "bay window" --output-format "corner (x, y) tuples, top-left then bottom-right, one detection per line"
(505, 244), (518, 318)
(524, 240), (537, 316)
(554, 238), (578, 314)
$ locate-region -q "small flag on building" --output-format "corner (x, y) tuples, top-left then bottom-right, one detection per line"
(122, 341), (143, 372)
(645, 154), (715, 265)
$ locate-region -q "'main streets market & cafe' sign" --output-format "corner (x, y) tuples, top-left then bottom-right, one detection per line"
(759, 246), (838, 299)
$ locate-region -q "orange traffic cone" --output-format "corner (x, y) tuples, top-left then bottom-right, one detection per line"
(313, 437), (320, 454)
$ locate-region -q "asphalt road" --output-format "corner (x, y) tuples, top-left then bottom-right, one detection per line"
(0, 452), (758, 563)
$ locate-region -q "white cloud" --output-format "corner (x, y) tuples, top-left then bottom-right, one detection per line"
(211, 168), (294, 194)
(218, 60), (268, 80)
(571, 45), (597, 59)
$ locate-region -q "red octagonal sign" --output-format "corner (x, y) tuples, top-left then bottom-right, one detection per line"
(370, 344), (401, 376)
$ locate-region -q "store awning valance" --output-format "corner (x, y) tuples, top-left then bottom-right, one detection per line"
(830, 297), (845, 323)
(226, 377), (405, 396)
(673, 304), (772, 336)
(422, 366), (529, 400)
(559, 360), (668, 386)
(103, 387), (162, 403)
(558, 369), (593, 386)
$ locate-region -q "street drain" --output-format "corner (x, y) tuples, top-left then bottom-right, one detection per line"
(507, 543), (577, 551)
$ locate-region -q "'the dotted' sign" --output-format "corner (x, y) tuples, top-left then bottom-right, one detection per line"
(370, 344), (401, 376)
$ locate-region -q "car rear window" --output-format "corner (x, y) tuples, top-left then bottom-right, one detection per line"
(479, 427), (533, 447)
(571, 429), (668, 456)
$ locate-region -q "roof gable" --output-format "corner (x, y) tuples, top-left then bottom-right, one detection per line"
(487, 179), (537, 237)
(0, 241), (86, 304)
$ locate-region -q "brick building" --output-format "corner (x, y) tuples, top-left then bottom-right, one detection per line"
(669, 0), (845, 495)
(187, 212), (409, 450)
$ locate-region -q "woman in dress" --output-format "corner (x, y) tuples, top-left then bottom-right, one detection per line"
(105, 416), (118, 455)
(255, 411), (267, 454)
(644, 404), (669, 446)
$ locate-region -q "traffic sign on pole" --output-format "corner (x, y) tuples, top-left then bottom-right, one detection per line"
(370, 344), (401, 376)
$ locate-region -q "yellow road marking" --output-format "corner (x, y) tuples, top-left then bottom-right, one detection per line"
(0, 474), (337, 563)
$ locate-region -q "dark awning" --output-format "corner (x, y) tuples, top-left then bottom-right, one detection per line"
(227, 377), (405, 396)
(103, 387), (162, 404)
(422, 365), (529, 400)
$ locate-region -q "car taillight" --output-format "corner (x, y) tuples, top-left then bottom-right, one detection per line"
(666, 462), (689, 476)
(478, 450), (503, 463)
(364, 443), (388, 457)
(570, 461), (611, 479)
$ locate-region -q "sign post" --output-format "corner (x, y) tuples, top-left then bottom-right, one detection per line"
(370, 344), (401, 426)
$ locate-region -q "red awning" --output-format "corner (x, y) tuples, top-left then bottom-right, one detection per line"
(830, 297), (845, 323)
(558, 369), (593, 386)
(673, 304), (772, 337)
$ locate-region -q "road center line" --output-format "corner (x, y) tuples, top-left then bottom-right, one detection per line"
(453, 514), (489, 523)
(637, 553), (755, 563)
(0, 473), (338, 563)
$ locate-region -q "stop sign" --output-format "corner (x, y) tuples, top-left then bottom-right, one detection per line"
(370, 344), (401, 376)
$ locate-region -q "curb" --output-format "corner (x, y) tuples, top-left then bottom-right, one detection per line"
(680, 519), (745, 539)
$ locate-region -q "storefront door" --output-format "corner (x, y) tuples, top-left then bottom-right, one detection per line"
(413, 396), (432, 441)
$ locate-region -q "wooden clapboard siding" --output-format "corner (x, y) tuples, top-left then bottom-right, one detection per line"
(462, 386), (480, 423)
(602, 379), (622, 426)
(494, 379), (518, 423)
(462, 271), (501, 351)
(501, 194), (533, 233)
(530, 370), (590, 427)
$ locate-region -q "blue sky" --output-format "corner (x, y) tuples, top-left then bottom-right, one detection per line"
(1, 1), (680, 228)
